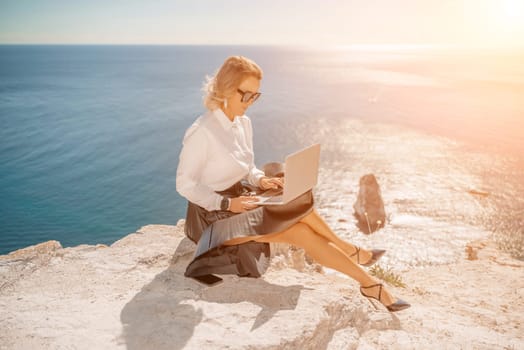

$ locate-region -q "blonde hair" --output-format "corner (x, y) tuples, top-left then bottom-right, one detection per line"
(202, 56), (263, 111)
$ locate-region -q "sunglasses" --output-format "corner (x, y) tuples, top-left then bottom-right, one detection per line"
(237, 89), (261, 103)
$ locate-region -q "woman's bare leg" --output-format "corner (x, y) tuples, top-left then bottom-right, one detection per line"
(249, 223), (397, 305)
(299, 209), (373, 263)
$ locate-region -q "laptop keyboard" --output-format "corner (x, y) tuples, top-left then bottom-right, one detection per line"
(259, 188), (283, 198)
(263, 195), (283, 203)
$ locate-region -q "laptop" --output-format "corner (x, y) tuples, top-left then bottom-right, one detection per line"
(251, 143), (321, 205)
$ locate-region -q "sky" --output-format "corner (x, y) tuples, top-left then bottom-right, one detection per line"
(1, 0), (524, 48)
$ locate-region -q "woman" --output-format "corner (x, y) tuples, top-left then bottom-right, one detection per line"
(176, 56), (410, 312)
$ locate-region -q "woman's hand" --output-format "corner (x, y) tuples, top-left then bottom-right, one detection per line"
(259, 176), (284, 190)
(229, 196), (259, 213)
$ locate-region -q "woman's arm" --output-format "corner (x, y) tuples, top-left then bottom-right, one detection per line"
(243, 117), (265, 188)
(176, 124), (224, 211)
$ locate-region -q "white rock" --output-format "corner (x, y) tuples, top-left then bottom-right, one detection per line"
(0, 223), (522, 349)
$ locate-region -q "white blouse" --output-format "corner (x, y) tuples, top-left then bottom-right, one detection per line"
(176, 108), (265, 211)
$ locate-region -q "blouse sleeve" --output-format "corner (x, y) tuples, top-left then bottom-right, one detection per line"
(176, 124), (223, 211)
(243, 117), (265, 187)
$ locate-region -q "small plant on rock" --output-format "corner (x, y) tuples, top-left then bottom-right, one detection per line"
(369, 264), (406, 288)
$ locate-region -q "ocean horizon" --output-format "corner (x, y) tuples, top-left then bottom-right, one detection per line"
(1, 44), (522, 263)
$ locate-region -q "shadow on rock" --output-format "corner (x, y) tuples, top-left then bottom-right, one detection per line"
(199, 276), (308, 331)
(120, 237), (309, 349)
(119, 238), (201, 350)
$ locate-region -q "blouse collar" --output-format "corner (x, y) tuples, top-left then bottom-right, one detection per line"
(212, 108), (241, 131)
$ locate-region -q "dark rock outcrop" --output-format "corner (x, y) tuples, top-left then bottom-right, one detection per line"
(353, 174), (386, 234)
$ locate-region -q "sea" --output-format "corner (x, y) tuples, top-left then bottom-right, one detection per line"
(1, 45), (523, 268)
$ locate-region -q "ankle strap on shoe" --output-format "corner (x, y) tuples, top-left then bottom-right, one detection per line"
(360, 283), (383, 300)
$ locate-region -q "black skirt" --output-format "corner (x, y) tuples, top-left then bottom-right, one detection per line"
(183, 181), (314, 278)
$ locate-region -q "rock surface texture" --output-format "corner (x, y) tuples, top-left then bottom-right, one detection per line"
(0, 221), (522, 349)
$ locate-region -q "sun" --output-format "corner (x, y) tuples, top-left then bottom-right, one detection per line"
(480, 0), (524, 47)
(498, 0), (524, 31)
(502, 0), (524, 26)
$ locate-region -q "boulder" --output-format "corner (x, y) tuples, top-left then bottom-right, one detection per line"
(353, 174), (386, 234)
(0, 222), (395, 350)
(1, 222), (522, 349)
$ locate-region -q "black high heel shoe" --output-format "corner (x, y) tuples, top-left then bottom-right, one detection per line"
(349, 247), (386, 267)
(359, 283), (411, 312)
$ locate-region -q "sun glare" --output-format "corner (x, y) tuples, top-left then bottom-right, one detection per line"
(503, 0), (524, 21)
(473, 0), (524, 48)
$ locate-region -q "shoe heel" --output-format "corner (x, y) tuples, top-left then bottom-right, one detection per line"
(364, 296), (379, 310)
(360, 283), (411, 312)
